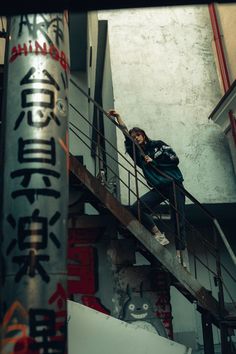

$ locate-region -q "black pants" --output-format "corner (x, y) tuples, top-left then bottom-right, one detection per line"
(130, 183), (186, 251)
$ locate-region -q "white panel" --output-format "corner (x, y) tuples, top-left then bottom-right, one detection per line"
(68, 300), (192, 354)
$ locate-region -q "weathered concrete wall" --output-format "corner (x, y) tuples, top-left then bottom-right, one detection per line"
(99, 6), (236, 205)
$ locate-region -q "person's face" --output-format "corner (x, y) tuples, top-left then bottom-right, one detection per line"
(131, 131), (145, 145)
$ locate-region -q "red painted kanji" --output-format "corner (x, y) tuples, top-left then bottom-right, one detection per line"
(155, 271), (173, 339)
(67, 246), (96, 295)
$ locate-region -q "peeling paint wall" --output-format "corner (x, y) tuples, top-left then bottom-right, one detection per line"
(99, 6), (236, 205)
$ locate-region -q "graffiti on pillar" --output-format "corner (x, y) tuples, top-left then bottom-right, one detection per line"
(14, 67), (61, 130)
(2, 301), (28, 349)
(4, 20), (67, 279)
(9, 15), (69, 71)
(1, 13), (69, 353)
(12, 283), (67, 353)
(18, 283), (68, 354)
(1, 284), (68, 353)
(28, 308), (64, 353)
(120, 283), (167, 337)
(48, 282), (67, 347)
(6, 210), (61, 282)
(18, 15), (64, 46)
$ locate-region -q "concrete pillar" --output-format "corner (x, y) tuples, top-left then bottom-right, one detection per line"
(0, 13), (69, 353)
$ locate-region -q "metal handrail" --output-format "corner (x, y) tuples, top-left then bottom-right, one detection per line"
(70, 79), (236, 317)
(69, 120), (188, 243)
(70, 109), (221, 256)
(70, 104), (219, 254)
(70, 78), (236, 268)
(69, 105), (236, 285)
(69, 122), (221, 269)
(70, 116), (236, 310)
(70, 84), (208, 229)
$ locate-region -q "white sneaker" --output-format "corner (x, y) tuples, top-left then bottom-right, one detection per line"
(176, 254), (187, 269)
(154, 232), (170, 246)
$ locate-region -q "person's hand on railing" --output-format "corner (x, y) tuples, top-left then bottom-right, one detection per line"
(107, 109), (128, 133)
(107, 109), (120, 119)
(144, 155), (153, 164)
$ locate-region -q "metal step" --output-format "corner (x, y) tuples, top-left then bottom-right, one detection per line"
(69, 153), (229, 324)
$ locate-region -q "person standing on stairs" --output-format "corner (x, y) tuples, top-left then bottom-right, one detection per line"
(107, 109), (186, 264)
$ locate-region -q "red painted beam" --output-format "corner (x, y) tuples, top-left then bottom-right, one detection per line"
(208, 3), (230, 93)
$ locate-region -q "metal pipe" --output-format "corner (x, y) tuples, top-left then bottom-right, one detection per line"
(213, 226), (228, 354)
(201, 310), (215, 354)
(172, 181), (182, 260)
(132, 140), (141, 221)
(0, 13), (69, 353)
(96, 106), (105, 181)
(208, 4), (236, 152)
(208, 3), (230, 93)
(128, 171), (131, 206)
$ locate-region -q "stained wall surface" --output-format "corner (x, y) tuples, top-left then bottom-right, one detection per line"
(99, 6), (236, 205)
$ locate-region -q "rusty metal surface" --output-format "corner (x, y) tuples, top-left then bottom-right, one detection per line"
(69, 153), (228, 322)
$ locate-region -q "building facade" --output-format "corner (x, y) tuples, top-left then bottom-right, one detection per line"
(1, 5), (236, 354)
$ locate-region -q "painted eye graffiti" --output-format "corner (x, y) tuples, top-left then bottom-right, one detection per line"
(128, 304), (135, 311)
(143, 304), (149, 310)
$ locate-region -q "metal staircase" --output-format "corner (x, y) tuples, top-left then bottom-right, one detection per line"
(70, 154), (221, 318)
(69, 78), (236, 353)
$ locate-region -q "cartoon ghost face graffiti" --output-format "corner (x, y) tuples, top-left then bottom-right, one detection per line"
(123, 295), (153, 321)
(120, 284), (168, 337)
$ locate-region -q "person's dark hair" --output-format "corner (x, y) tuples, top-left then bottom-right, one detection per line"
(128, 127), (150, 142)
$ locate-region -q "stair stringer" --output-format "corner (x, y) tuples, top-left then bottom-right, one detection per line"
(69, 154), (227, 323)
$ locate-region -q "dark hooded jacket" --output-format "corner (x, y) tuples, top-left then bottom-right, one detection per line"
(124, 137), (184, 187)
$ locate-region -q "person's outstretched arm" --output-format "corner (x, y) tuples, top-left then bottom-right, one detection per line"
(107, 109), (143, 166)
(107, 109), (128, 133)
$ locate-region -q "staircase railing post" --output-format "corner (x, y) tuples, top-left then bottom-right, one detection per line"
(96, 107), (101, 171)
(132, 140), (141, 221)
(201, 310), (215, 354)
(172, 181), (182, 261)
(128, 170), (131, 206)
(213, 227), (229, 354)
